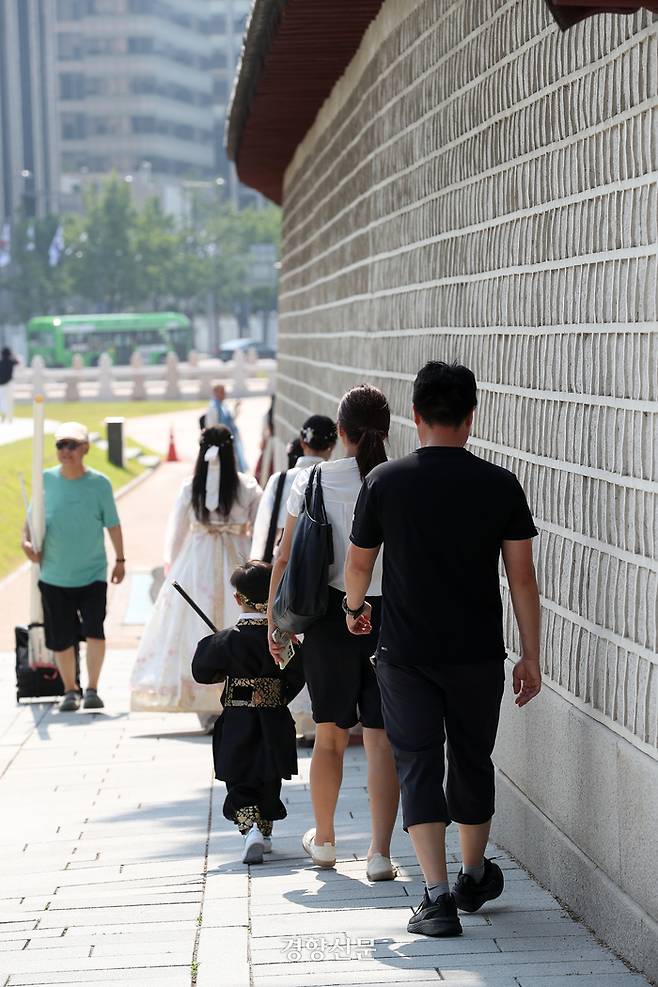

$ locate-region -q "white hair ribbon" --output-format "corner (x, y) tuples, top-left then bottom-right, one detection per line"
(204, 446), (220, 512)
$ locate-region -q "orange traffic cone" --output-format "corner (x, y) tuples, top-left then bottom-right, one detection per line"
(166, 426), (179, 462)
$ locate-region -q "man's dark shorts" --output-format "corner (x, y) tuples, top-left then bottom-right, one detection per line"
(39, 580), (107, 651)
(376, 660), (505, 830)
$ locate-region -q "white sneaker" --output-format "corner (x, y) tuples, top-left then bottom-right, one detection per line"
(302, 828), (336, 869)
(366, 853), (397, 881)
(241, 827), (264, 864)
(262, 836), (272, 853)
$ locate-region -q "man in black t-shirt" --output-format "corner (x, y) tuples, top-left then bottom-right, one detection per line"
(344, 362), (541, 939)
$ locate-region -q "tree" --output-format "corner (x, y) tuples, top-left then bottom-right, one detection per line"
(3, 177), (282, 333)
(133, 199), (180, 309)
(67, 176), (139, 312)
(6, 215), (70, 323)
(180, 202), (281, 333)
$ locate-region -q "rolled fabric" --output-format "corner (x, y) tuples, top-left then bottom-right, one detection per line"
(204, 446), (220, 512)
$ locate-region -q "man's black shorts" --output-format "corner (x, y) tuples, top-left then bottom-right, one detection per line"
(39, 580), (107, 651)
(376, 660), (505, 829)
(302, 587), (384, 730)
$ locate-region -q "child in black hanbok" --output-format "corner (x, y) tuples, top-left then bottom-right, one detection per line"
(192, 561), (304, 864)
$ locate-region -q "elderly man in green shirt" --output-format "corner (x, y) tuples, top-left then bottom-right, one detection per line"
(22, 422), (125, 712)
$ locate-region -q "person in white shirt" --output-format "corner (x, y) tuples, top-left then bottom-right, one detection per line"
(268, 385), (400, 882)
(250, 415), (337, 563)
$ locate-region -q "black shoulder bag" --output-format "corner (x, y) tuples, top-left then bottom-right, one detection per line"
(263, 470), (287, 564)
(272, 465), (334, 633)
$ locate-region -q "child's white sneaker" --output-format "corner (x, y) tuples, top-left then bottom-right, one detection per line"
(262, 836), (272, 853)
(242, 827), (264, 864)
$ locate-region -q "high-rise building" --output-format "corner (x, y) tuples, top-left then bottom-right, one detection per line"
(208, 0), (258, 209)
(54, 0), (216, 216)
(0, 0), (60, 222)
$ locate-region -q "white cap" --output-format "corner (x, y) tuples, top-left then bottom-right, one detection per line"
(54, 421), (89, 443)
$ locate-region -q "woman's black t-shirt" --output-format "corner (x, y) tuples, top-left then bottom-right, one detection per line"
(350, 446), (537, 667)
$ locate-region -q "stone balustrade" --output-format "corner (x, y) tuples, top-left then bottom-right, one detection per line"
(13, 351), (276, 402)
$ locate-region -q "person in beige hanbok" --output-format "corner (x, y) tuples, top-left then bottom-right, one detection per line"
(130, 426), (262, 726)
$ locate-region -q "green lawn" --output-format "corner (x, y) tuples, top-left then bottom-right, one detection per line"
(3, 401), (204, 580)
(13, 400), (205, 436)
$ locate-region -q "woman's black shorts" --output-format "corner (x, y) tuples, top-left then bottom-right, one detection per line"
(39, 580), (107, 652)
(301, 587), (384, 730)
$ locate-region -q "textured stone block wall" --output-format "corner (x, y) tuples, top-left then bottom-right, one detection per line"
(276, 0), (658, 756)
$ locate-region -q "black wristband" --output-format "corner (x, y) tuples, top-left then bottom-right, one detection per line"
(116, 558), (126, 563)
(342, 595), (365, 618)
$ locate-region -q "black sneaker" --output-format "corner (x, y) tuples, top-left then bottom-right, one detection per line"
(82, 688), (104, 710)
(452, 858), (504, 913)
(407, 891), (462, 937)
(59, 690), (81, 712)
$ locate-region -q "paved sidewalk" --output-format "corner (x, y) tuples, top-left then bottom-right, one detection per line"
(0, 397), (650, 986)
(0, 649), (650, 987)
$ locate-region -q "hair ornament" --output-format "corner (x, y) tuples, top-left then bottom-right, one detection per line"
(236, 593), (267, 613)
(204, 446), (221, 511)
(300, 426), (314, 444)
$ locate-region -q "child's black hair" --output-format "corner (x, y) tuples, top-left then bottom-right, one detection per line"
(230, 560), (272, 608)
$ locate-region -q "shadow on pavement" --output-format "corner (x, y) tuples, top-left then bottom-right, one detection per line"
(34, 709), (128, 739)
(133, 730), (210, 742)
(282, 869), (384, 908)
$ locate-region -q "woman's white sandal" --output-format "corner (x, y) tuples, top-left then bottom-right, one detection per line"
(366, 854), (397, 881)
(302, 828), (336, 868)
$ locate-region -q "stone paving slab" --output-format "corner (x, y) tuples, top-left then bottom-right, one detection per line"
(251, 973), (448, 987)
(518, 978), (650, 987)
(1, 632), (652, 987)
(6, 969), (190, 985)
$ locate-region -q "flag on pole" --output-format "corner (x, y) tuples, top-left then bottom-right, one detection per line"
(48, 224), (64, 267)
(0, 222), (10, 267)
(26, 224), (36, 251)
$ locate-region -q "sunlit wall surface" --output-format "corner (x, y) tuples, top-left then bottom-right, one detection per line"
(275, 1), (658, 977)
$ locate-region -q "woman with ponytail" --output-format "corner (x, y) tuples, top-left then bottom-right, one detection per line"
(130, 426), (262, 727)
(268, 385), (400, 881)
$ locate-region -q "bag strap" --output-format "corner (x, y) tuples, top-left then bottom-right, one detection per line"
(304, 465), (328, 525)
(304, 465), (317, 516)
(263, 470), (287, 563)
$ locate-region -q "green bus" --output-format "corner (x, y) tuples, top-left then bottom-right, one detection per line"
(26, 312), (193, 367)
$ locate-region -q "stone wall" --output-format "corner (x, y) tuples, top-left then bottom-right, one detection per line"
(274, 0), (658, 976)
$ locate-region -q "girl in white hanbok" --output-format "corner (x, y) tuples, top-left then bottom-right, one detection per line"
(130, 426), (262, 720)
